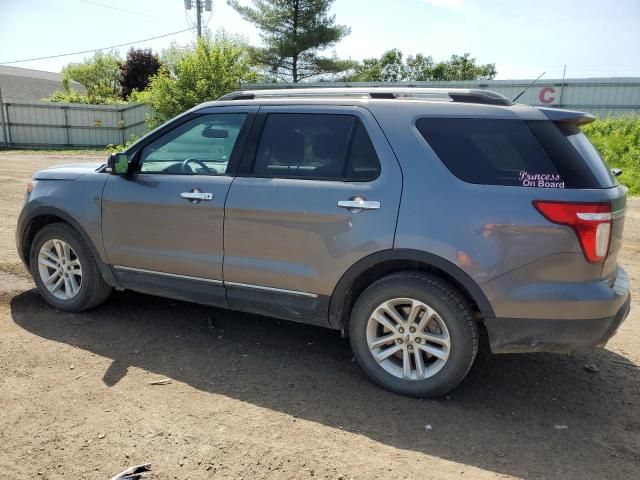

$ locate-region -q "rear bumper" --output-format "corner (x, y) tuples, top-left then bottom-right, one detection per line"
(485, 268), (631, 353)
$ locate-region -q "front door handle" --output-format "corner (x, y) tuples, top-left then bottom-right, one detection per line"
(180, 189), (213, 203)
(337, 196), (381, 213)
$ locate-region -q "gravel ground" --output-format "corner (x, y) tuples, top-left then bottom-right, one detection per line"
(0, 150), (638, 480)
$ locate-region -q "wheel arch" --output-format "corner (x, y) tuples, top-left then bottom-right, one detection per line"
(20, 207), (120, 288)
(328, 249), (495, 331)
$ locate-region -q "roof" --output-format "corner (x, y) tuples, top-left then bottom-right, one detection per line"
(0, 66), (85, 102)
(194, 87), (592, 124)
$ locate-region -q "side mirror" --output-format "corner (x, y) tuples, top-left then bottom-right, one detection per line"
(107, 153), (130, 175)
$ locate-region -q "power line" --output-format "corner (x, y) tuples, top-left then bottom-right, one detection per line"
(77, 0), (165, 20)
(0, 29), (194, 65)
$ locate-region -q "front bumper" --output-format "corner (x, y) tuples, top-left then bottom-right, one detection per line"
(15, 203), (30, 270)
(485, 269), (631, 354)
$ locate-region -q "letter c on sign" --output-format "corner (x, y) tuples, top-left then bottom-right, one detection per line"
(538, 87), (556, 104)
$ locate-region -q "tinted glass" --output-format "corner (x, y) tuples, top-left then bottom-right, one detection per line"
(416, 118), (562, 187)
(344, 121), (380, 180)
(139, 113), (246, 175)
(254, 113), (378, 180)
(528, 121), (616, 188)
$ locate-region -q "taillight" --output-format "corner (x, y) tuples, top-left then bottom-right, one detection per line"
(533, 201), (612, 263)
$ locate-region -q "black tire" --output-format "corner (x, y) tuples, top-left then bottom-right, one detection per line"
(30, 223), (112, 312)
(349, 271), (478, 397)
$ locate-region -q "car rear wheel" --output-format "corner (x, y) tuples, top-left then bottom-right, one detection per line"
(30, 223), (112, 312)
(349, 271), (478, 397)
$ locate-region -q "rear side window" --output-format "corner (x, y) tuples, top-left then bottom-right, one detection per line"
(345, 121), (381, 180)
(416, 118), (615, 188)
(253, 113), (380, 181)
(416, 118), (562, 187)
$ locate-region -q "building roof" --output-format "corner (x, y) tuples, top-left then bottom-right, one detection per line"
(0, 66), (85, 102)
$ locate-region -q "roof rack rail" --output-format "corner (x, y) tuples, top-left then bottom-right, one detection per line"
(217, 87), (513, 106)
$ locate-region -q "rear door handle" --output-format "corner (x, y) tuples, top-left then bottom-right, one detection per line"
(337, 197), (381, 212)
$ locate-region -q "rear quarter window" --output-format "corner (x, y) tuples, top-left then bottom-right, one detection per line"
(528, 121), (616, 188)
(416, 117), (615, 188)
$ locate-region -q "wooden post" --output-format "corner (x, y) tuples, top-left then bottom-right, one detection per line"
(120, 107), (126, 144)
(0, 87), (8, 148)
(62, 106), (71, 146)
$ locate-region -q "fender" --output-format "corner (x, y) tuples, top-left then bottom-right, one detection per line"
(18, 205), (121, 289)
(328, 248), (495, 329)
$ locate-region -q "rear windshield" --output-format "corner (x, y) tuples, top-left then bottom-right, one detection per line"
(415, 117), (616, 189)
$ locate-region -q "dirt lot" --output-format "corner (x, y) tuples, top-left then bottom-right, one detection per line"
(0, 150), (638, 480)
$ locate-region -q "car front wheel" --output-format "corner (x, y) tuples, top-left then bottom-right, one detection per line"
(30, 223), (112, 312)
(349, 271), (478, 397)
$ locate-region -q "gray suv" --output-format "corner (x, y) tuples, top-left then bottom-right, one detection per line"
(16, 88), (631, 397)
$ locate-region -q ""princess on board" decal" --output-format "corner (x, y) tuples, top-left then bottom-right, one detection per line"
(519, 171), (565, 188)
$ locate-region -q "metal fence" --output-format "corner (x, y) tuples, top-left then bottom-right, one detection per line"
(0, 95), (151, 149)
(246, 77), (640, 117)
(1, 77), (639, 149)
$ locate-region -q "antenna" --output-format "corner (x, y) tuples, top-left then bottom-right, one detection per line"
(512, 72), (545, 102)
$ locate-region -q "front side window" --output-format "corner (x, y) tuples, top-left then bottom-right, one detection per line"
(252, 113), (380, 181)
(138, 113), (247, 175)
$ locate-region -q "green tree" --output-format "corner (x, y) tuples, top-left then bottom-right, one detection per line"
(119, 48), (162, 99)
(348, 49), (406, 82)
(59, 51), (122, 103)
(228, 0), (351, 82)
(135, 34), (260, 128)
(347, 51), (496, 82)
(431, 53), (496, 81)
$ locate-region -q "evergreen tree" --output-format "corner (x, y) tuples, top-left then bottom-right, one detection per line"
(228, 0), (351, 82)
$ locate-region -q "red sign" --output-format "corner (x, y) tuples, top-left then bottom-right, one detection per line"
(538, 87), (557, 104)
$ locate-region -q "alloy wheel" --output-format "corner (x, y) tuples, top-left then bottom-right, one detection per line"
(37, 238), (83, 300)
(366, 298), (451, 380)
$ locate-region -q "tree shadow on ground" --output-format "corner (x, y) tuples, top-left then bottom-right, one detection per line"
(11, 289), (640, 479)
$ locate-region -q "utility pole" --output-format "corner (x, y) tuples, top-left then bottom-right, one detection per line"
(184, 0), (212, 39)
(196, 0), (202, 38)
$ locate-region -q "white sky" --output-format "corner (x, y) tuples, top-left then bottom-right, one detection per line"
(1, 0), (639, 79)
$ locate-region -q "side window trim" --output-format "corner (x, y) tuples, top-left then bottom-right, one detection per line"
(239, 111), (380, 182)
(238, 111), (267, 175)
(128, 110), (256, 177)
(340, 117), (359, 178)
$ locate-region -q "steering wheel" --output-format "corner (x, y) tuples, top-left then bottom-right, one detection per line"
(181, 158), (213, 174)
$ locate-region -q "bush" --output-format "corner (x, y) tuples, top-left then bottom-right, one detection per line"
(105, 134), (139, 154)
(47, 90), (125, 105)
(583, 116), (640, 195)
(138, 34), (261, 128)
(120, 48), (162, 99)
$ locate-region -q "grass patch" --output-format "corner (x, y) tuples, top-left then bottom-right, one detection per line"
(583, 116), (640, 196)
